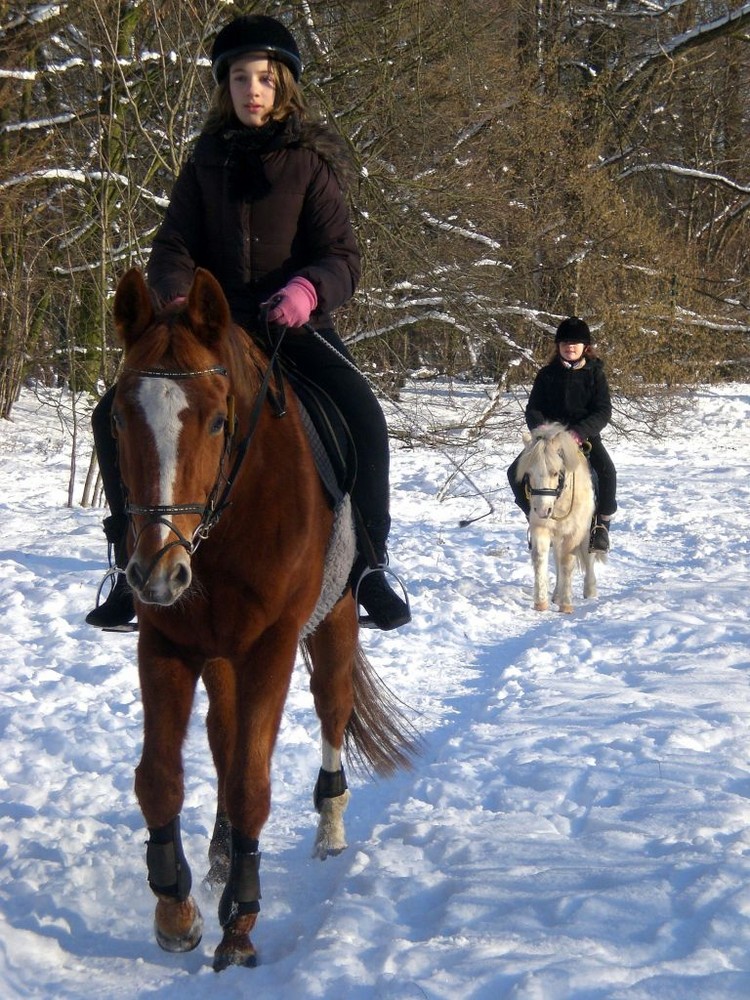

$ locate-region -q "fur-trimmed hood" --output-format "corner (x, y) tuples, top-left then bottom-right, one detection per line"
(193, 114), (357, 192)
(295, 120), (358, 192)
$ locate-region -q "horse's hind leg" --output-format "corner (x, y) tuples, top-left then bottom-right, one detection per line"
(304, 596), (357, 859)
(134, 646), (204, 952)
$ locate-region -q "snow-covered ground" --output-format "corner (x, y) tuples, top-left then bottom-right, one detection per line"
(1, 378), (749, 999)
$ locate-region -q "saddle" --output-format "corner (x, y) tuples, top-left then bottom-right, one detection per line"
(286, 368), (354, 507)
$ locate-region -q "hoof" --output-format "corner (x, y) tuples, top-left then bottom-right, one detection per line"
(154, 895), (203, 952)
(533, 601), (549, 612)
(213, 913), (258, 971)
(558, 604), (573, 614)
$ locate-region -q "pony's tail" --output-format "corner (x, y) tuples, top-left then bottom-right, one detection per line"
(345, 645), (422, 777)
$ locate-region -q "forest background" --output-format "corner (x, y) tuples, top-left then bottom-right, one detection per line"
(2, 0), (750, 493)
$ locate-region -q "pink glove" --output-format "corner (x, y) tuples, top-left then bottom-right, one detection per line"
(263, 277), (317, 328)
(569, 429), (584, 446)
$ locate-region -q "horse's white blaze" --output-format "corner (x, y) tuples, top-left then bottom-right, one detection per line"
(136, 378), (189, 544)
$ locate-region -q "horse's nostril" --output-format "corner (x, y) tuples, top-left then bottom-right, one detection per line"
(127, 562), (145, 590)
(172, 563), (191, 589)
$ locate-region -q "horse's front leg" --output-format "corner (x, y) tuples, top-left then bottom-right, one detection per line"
(212, 626), (299, 972)
(134, 638), (203, 953)
(202, 657), (235, 887)
(530, 526), (551, 611)
(554, 544), (576, 613)
(305, 597), (357, 858)
(582, 544), (598, 599)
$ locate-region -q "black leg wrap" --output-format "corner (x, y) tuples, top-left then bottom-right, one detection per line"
(146, 816), (192, 901)
(218, 830), (262, 928)
(313, 766), (348, 812)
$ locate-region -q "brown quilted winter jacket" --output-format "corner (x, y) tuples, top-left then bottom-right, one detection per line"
(147, 115), (361, 333)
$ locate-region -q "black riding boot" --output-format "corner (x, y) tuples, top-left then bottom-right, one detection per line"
(85, 513), (136, 629)
(591, 515), (611, 553)
(352, 517), (411, 631)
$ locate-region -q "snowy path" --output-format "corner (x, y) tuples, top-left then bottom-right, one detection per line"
(1, 383), (750, 998)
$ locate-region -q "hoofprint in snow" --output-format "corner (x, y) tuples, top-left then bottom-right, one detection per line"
(1, 379), (750, 999)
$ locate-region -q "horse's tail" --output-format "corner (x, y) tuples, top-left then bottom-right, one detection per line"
(345, 644), (422, 776)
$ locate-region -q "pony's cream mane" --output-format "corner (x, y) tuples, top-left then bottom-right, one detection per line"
(516, 422), (580, 480)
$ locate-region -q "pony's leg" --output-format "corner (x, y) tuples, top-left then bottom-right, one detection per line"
(305, 597), (358, 859)
(582, 544), (598, 599)
(202, 657), (236, 887)
(213, 626), (299, 972)
(134, 644), (203, 952)
(530, 528), (551, 611)
(555, 544), (576, 613)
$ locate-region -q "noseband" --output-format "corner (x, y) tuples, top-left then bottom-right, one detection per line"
(524, 470), (576, 519)
(524, 470), (566, 501)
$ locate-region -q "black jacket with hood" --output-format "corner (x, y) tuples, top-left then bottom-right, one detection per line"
(525, 355), (612, 442)
(147, 114), (360, 332)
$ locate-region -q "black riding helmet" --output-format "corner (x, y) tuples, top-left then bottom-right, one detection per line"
(555, 317), (591, 344)
(211, 14), (302, 83)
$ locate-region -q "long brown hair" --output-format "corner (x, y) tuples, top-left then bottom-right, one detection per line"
(549, 343), (600, 364)
(202, 57), (306, 134)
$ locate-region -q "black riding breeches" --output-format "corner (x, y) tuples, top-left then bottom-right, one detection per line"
(91, 384), (125, 519)
(279, 327), (391, 546)
(586, 437), (617, 516)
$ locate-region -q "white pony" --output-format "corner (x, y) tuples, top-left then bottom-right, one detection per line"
(515, 422), (605, 612)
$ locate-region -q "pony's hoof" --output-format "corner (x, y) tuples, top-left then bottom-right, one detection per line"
(154, 895), (203, 952)
(213, 914), (258, 971)
(533, 601), (549, 612)
(558, 604), (574, 614)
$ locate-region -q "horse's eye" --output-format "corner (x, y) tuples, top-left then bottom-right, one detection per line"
(209, 414), (226, 436)
(111, 412), (122, 435)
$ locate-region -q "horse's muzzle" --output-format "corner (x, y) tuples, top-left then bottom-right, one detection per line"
(126, 553), (192, 606)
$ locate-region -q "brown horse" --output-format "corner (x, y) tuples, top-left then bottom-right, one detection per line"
(110, 267), (417, 971)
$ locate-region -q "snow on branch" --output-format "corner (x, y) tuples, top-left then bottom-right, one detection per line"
(621, 2), (750, 87)
(0, 167), (169, 208)
(620, 162), (750, 195)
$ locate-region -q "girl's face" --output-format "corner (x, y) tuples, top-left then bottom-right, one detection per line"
(558, 341), (586, 363)
(228, 55), (276, 127)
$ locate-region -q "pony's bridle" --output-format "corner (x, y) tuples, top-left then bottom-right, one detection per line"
(524, 470), (576, 519)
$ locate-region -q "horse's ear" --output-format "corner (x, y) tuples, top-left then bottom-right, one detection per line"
(186, 268), (231, 344)
(113, 268), (155, 347)
(522, 430), (532, 445)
